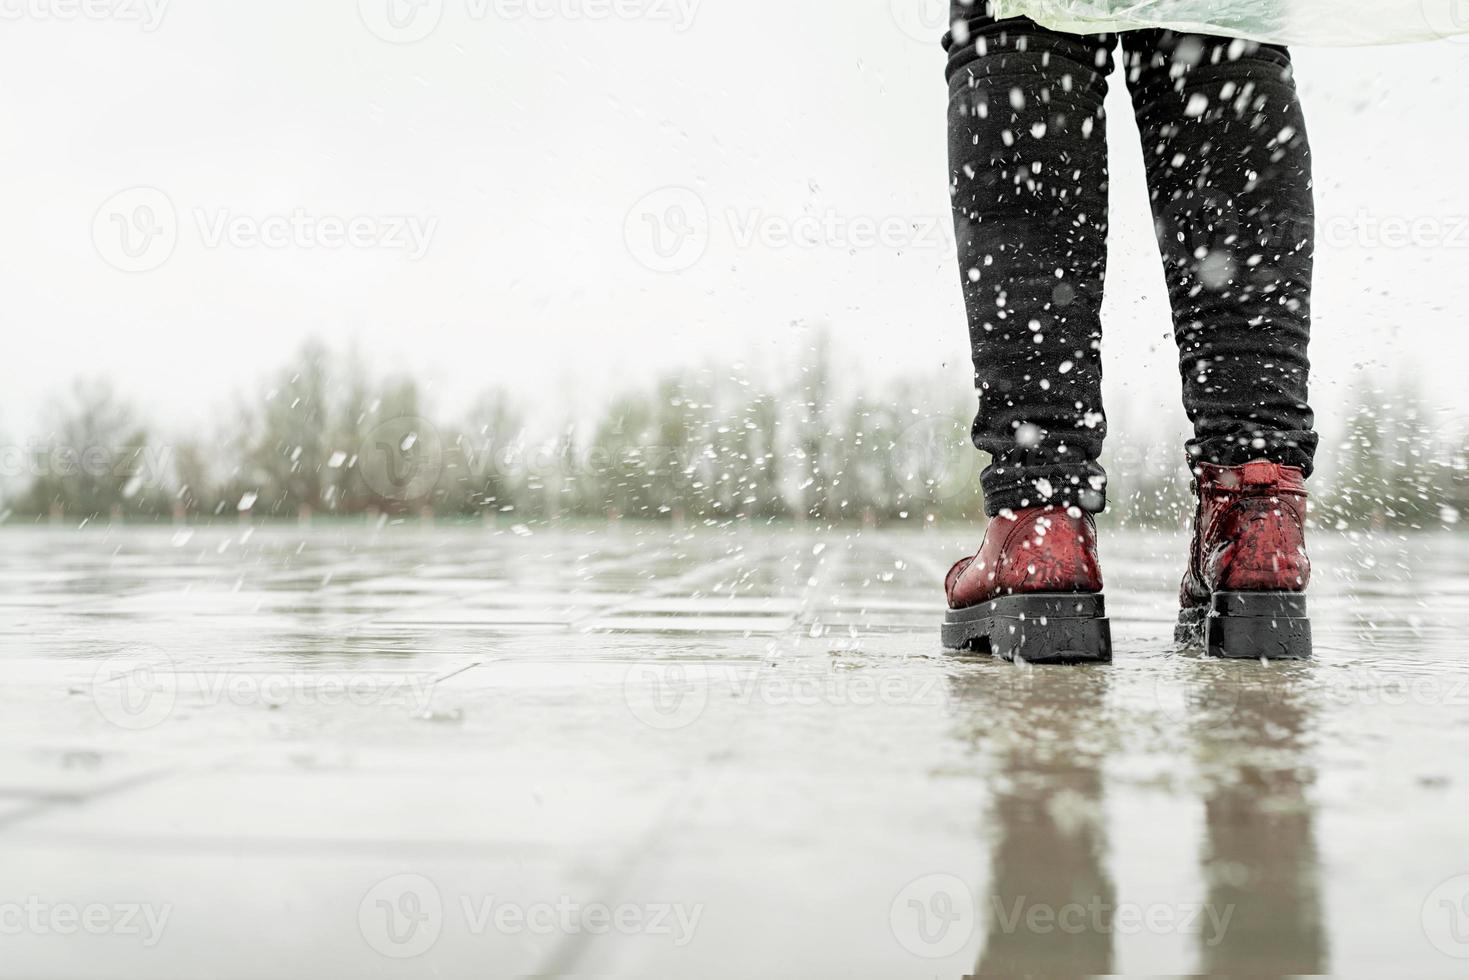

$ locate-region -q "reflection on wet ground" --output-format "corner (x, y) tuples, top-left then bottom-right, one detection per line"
(1, 524), (1467, 977)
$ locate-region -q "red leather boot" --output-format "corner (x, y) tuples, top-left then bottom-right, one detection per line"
(1176, 460), (1313, 659)
(942, 506), (1111, 663)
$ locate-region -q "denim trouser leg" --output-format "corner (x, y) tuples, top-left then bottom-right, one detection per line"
(945, 1), (1317, 516)
(1122, 30), (1318, 474)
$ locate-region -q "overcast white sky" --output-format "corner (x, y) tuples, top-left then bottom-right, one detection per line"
(0, 0), (1466, 446)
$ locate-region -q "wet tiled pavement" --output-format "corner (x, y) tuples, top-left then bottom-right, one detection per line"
(2, 524), (1468, 977)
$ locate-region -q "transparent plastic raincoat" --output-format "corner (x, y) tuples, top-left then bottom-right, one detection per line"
(988, 0), (1469, 45)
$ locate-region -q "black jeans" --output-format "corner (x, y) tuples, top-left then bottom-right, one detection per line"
(945, 1), (1318, 515)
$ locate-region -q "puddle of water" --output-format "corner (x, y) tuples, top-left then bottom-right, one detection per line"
(0, 525), (1464, 975)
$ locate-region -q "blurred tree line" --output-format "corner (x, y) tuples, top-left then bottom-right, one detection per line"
(1, 339), (1462, 531)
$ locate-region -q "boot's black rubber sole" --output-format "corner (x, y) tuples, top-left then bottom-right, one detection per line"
(1175, 592), (1312, 660)
(942, 593), (1111, 664)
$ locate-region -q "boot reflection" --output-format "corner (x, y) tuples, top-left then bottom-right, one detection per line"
(947, 665), (1116, 976)
(1193, 664), (1328, 973)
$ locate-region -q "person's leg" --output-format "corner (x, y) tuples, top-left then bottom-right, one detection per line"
(1121, 31), (1318, 472)
(945, 1), (1116, 517)
(941, 2), (1115, 661)
(1121, 31), (1318, 658)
